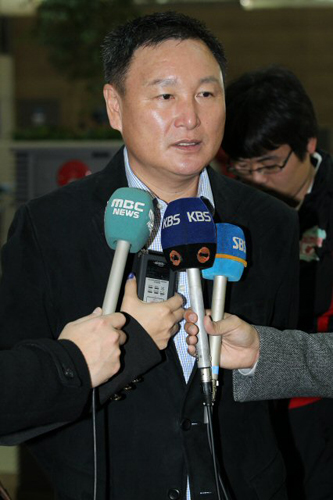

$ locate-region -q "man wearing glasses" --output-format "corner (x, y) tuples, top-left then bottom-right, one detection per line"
(222, 65), (333, 500)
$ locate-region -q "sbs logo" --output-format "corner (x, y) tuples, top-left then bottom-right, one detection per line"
(232, 236), (246, 252)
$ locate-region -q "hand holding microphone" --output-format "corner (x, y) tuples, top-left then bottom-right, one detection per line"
(59, 310), (127, 387)
(187, 223), (247, 400)
(104, 187), (183, 350)
(185, 224), (247, 401)
(161, 197), (216, 404)
(121, 274), (184, 350)
(185, 312), (259, 371)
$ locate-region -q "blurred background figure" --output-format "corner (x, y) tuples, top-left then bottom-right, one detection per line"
(222, 65), (333, 500)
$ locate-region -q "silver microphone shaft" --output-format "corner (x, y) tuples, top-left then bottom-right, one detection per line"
(210, 274), (228, 401)
(187, 268), (212, 405)
(102, 240), (131, 314)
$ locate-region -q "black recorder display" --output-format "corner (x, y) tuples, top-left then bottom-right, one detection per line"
(135, 251), (177, 303)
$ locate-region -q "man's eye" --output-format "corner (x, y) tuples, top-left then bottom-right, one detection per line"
(199, 91), (213, 98)
(159, 94), (173, 100)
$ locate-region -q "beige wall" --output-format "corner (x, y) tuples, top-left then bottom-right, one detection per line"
(12, 17), (96, 131)
(11, 4), (333, 130)
(146, 3), (333, 129)
(0, 55), (15, 247)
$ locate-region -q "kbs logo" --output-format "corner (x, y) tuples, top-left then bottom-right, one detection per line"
(111, 198), (145, 219)
(163, 211), (212, 228)
(162, 214), (180, 229)
(232, 236), (246, 252)
(187, 211), (211, 223)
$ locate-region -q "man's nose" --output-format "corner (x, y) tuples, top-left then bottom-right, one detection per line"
(174, 98), (200, 129)
(250, 169), (268, 185)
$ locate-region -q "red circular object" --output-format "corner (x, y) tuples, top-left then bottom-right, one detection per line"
(169, 250), (182, 266)
(197, 247), (210, 264)
(57, 160), (91, 186)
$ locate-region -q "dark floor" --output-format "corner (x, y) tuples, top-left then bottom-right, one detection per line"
(0, 446), (54, 500)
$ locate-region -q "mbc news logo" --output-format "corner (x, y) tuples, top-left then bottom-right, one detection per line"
(111, 198), (145, 219)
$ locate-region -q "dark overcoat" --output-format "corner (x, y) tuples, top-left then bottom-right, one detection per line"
(0, 148), (299, 500)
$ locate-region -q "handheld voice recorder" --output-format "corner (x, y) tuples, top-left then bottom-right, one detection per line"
(134, 250), (177, 303)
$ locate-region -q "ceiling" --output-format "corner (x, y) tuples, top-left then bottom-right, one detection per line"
(1, 0), (333, 16)
(134, 0), (333, 6)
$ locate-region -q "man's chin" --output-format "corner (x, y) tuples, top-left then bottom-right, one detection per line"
(172, 158), (211, 176)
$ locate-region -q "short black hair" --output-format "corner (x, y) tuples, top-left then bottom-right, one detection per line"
(222, 65), (318, 161)
(102, 11), (227, 94)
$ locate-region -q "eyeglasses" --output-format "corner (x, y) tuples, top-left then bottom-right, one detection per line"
(227, 149), (293, 177)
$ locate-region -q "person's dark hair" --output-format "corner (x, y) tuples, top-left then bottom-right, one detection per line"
(222, 65), (318, 161)
(101, 11), (227, 94)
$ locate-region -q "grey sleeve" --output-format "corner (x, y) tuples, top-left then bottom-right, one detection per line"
(233, 326), (333, 401)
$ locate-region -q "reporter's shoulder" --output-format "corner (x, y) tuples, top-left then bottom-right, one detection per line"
(209, 167), (297, 226)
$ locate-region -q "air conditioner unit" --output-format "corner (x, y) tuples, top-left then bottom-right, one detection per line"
(12, 142), (123, 204)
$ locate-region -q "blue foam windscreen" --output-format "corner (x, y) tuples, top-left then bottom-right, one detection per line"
(161, 197), (216, 271)
(202, 223), (247, 281)
(104, 187), (154, 253)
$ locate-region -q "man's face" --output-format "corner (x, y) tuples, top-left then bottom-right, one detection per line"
(104, 39), (225, 191)
(230, 140), (317, 201)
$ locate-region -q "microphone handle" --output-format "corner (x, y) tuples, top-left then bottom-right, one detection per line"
(210, 275), (227, 402)
(102, 240), (131, 314)
(186, 268), (212, 403)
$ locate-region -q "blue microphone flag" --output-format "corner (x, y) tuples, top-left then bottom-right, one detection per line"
(161, 197), (216, 271)
(104, 187), (154, 253)
(202, 223), (247, 281)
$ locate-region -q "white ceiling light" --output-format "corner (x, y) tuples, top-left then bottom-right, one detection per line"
(134, 0), (237, 3)
(241, 0), (333, 8)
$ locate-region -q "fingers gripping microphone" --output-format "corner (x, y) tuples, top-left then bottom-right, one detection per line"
(202, 223), (247, 402)
(93, 187), (153, 500)
(161, 197), (216, 405)
(103, 187), (154, 314)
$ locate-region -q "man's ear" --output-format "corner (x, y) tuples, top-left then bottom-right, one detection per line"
(307, 137), (317, 155)
(103, 84), (123, 133)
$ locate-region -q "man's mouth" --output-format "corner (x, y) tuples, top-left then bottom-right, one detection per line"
(174, 140), (201, 147)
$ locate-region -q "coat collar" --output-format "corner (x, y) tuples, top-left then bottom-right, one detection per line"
(91, 146), (243, 230)
(93, 146), (128, 207)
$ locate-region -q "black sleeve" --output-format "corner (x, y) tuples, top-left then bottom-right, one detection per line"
(97, 313), (163, 404)
(0, 205), (57, 348)
(0, 202), (163, 440)
(0, 315), (162, 444)
(0, 338), (92, 436)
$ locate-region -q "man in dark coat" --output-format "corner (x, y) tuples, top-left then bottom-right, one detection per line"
(222, 65), (333, 499)
(0, 13), (299, 500)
